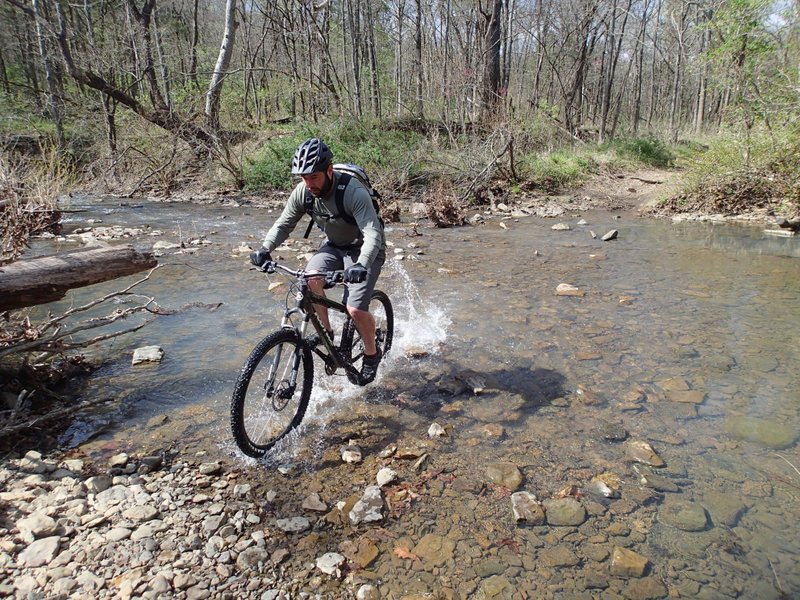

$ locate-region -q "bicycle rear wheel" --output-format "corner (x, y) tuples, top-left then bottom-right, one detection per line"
(342, 290), (394, 369)
(230, 329), (313, 458)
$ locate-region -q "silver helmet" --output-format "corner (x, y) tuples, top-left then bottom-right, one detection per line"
(291, 138), (333, 175)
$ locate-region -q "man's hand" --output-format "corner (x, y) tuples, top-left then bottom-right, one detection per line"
(250, 247), (272, 267)
(344, 263), (368, 283)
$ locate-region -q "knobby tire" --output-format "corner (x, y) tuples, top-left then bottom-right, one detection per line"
(341, 290), (394, 368)
(230, 329), (313, 458)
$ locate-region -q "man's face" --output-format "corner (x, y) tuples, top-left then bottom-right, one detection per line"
(302, 165), (334, 197)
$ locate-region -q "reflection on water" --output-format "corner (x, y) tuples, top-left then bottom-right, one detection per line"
(36, 198), (800, 597)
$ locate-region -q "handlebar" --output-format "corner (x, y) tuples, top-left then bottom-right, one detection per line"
(256, 261), (346, 285)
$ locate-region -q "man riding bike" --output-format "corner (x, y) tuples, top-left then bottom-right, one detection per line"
(250, 137), (387, 384)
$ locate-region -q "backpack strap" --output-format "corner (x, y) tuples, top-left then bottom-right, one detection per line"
(302, 188), (315, 239)
(302, 172), (355, 239)
(334, 173), (357, 226)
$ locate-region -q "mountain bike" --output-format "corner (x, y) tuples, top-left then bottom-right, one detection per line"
(230, 261), (394, 458)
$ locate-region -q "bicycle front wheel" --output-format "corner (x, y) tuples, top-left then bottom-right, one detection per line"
(230, 329), (314, 458)
(342, 290), (394, 368)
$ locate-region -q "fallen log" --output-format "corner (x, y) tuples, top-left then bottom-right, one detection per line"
(0, 245), (158, 311)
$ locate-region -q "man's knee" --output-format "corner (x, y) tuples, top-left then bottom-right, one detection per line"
(347, 306), (369, 320)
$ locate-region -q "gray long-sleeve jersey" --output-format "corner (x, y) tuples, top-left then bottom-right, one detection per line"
(261, 172), (385, 268)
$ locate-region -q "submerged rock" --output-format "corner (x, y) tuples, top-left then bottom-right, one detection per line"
(543, 497), (587, 526)
(511, 492), (545, 524)
(633, 466), (679, 493)
(725, 416), (797, 449)
(485, 462), (524, 491)
(659, 500), (709, 531)
(556, 283), (584, 297)
(624, 440), (665, 467)
(610, 547), (649, 577)
(413, 534), (455, 567)
(349, 486), (383, 524)
(132, 346), (164, 365)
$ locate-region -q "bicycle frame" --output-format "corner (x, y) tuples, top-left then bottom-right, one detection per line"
(277, 268), (361, 383)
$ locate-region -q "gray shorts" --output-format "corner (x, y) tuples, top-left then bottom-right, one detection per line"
(306, 242), (385, 311)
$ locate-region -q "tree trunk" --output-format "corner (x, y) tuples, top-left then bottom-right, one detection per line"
(205, 0), (238, 130)
(32, 0), (65, 148)
(366, 0), (381, 118)
(189, 0), (199, 87)
(395, 0), (405, 117)
(0, 42), (11, 94)
(0, 245), (157, 311)
(481, 0), (503, 120)
(414, 0), (423, 118)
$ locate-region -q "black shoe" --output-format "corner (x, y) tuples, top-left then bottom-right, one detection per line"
(307, 329), (334, 348)
(359, 349), (382, 384)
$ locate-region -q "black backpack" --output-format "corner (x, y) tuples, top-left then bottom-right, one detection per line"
(302, 164), (382, 238)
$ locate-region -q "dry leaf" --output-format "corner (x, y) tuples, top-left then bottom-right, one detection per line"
(393, 546), (420, 560)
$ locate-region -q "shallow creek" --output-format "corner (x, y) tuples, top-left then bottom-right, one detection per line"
(29, 196), (800, 598)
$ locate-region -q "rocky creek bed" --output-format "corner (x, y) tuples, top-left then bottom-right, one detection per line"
(1, 403), (796, 600)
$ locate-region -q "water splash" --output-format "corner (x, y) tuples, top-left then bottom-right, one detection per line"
(385, 259), (450, 355)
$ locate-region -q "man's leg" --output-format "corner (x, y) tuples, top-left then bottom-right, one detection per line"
(347, 307), (377, 355)
(306, 244), (345, 335)
(344, 247), (385, 382)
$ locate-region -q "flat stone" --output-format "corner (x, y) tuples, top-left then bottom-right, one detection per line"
(659, 500), (709, 531)
(413, 534), (455, 567)
(666, 390), (705, 404)
(485, 462), (524, 491)
(556, 283), (584, 297)
(316, 552), (346, 577)
(725, 416), (797, 449)
(349, 486), (383, 524)
(130, 519), (166, 541)
(376, 467), (398, 487)
(276, 517), (311, 533)
(511, 492), (545, 524)
(17, 536), (60, 567)
(109, 453), (129, 467)
(132, 346), (164, 365)
(198, 462), (222, 476)
(236, 547), (270, 573)
(610, 547), (649, 577)
(84, 475), (113, 494)
(17, 511), (59, 539)
(624, 440), (665, 467)
(621, 577), (668, 599)
(301, 492), (328, 512)
(106, 527), (132, 542)
(122, 505), (159, 522)
(345, 538), (379, 568)
(543, 497), (587, 526)
(702, 492), (747, 527)
(539, 546), (579, 567)
(475, 559), (507, 577)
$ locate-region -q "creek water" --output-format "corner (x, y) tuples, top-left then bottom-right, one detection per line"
(31, 196), (800, 598)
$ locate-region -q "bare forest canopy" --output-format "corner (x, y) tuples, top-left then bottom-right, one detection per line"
(0, 0), (797, 167)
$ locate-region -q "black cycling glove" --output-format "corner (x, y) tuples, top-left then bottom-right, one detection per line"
(344, 263), (368, 284)
(250, 247), (272, 267)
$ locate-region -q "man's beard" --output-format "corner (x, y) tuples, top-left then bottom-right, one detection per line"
(313, 173), (333, 198)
